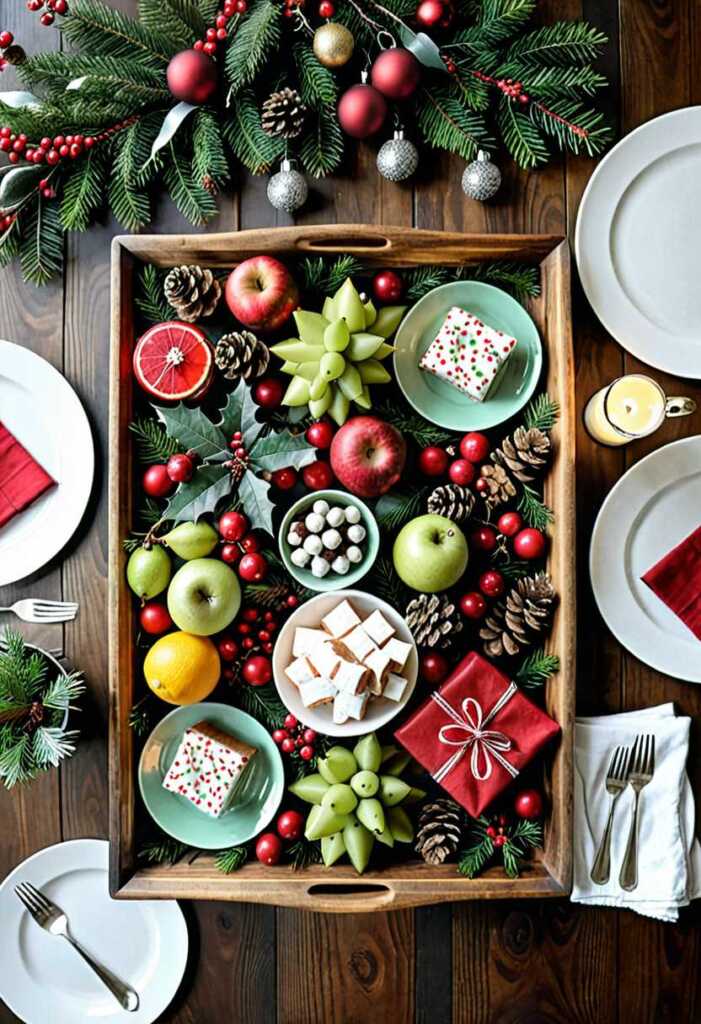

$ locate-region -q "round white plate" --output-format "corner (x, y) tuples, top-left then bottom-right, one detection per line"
(273, 589), (418, 737)
(575, 107), (701, 377)
(0, 839), (188, 1024)
(0, 340), (94, 586)
(590, 436), (701, 682)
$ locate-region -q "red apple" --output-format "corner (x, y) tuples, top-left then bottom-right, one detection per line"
(330, 415), (406, 497)
(225, 256), (299, 333)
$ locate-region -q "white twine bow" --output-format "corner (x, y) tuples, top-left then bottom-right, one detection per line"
(431, 682), (519, 783)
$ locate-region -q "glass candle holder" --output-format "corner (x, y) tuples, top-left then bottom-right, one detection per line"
(583, 374), (695, 447)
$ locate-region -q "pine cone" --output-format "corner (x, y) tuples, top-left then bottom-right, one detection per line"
(478, 463), (517, 509)
(492, 427), (551, 484)
(214, 331), (270, 382)
(427, 483), (475, 524)
(479, 572), (556, 658)
(405, 593), (463, 649)
(164, 264), (221, 322)
(415, 798), (463, 865)
(261, 87), (306, 139)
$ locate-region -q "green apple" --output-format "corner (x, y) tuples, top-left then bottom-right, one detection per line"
(167, 558), (241, 636)
(392, 514), (468, 592)
(126, 545), (171, 600)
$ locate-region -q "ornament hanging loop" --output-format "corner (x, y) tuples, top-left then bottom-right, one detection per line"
(376, 30), (397, 51)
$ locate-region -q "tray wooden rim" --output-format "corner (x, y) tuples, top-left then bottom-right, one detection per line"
(109, 225), (576, 913)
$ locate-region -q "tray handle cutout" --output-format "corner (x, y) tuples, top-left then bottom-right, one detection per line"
(304, 882), (396, 913)
(295, 234), (392, 254)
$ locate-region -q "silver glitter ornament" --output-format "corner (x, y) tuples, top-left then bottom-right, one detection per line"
(461, 150), (501, 201)
(267, 159), (308, 213)
(376, 129), (419, 182)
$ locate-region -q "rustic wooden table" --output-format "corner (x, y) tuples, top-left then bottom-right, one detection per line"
(2, 0), (701, 1020)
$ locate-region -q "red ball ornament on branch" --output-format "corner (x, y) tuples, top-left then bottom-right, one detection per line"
(338, 78), (387, 139)
(415, 0), (444, 28)
(166, 49), (218, 105)
(514, 788), (544, 819)
(370, 48), (421, 101)
(372, 270), (403, 303)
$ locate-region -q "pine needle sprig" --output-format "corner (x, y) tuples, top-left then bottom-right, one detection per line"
(403, 266), (451, 302)
(366, 556), (411, 610)
(299, 255), (363, 295)
(374, 488), (431, 533)
(374, 402), (455, 447)
(128, 695), (157, 736)
(502, 818), (543, 878)
(467, 260), (541, 304)
(288, 838), (322, 870)
(518, 484), (554, 531)
(129, 416), (180, 464)
(524, 393), (560, 432)
(495, 558), (532, 582)
(138, 836), (194, 865)
(515, 649), (560, 689)
(235, 681), (288, 731)
(457, 828), (494, 878)
(215, 845), (248, 873)
(135, 263), (170, 325)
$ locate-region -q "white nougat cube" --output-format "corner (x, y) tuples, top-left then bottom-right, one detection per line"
(341, 625), (377, 663)
(293, 626), (328, 657)
(382, 637), (413, 672)
(299, 678), (337, 708)
(333, 693), (350, 725)
(365, 647), (392, 695)
(321, 599), (361, 638)
(307, 640), (341, 679)
(383, 672), (408, 703)
(334, 689), (369, 721)
(285, 656), (317, 687)
(334, 660), (369, 696)
(363, 608), (395, 646)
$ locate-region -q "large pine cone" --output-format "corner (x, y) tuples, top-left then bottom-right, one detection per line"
(261, 87), (306, 139)
(164, 264), (221, 322)
(214, 331), (270, 382)
(415, 798), (463, 865)
(480, 572), (556, 658)
(427, 483), (475, 524)
(492, 427), (551, 484)
(405, 593), (463, 649)
(478, 463), (517, 509)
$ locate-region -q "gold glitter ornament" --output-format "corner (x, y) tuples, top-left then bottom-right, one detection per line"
(312, 22), (355, 69)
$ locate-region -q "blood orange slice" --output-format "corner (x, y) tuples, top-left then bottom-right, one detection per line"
(133, 321), (214, 402)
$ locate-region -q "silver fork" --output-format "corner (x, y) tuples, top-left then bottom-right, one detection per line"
(590, 744), (630, 885)
(0, 599), (78, 623)
(619, 733), (655, 892)
(14, 881), (139, 1012)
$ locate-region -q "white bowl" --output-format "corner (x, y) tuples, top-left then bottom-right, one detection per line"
(272, 589), (418, 737)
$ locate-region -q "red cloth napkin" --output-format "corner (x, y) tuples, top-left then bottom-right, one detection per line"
(641, 525), (701, 640)
(0, 421), (56, 529)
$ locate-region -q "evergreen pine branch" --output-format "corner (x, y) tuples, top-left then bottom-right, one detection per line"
(404, 265), (451, 302)
(223, 88), (284, 174)
(293, 42), (338, 106)
(506, 64), (608, 100)
(19, 196), (64, 286)
(515, 649), (560, 689)
(529, 99), (612, 157)
(139, 0), (208, 46)
(20, 53), (168, 96)
(225, 0), (281, 92)
(128, 695), (156, 736)
(502, 818), (542, 877)
(129, 416), (180, 463)
(164, 143), (218, 225)
(374, 488), (431, 532)
(135, 263), (170, 324)
(32, 726), (79, 769)
(374, 402), (454, 446)
(59, 149), (108, 232)
(110, 130), (152, 230)
(417, 87), (493, 161)
(0, 220), (21, 270)
(467, 0), (537, 48)
(299, 105), (344, 179)
(366, 556), (410, 609)
(192, 108), (230, 188)
(197, 0), (220, 18)
(139, 836), (193, 864)
(235, 681), (288, 730)
(495, 558), (531, 582)
(40, 672), (85, 711)
(467, 261), (540, 304)
(518, 484), (554, 531)
(299, 255), (362, 294)
(497, 97), (549, 168)
(288, 838), (322, 870)
(60, 0), (177, 66)
(457, 825), (494, 878)
(215, 845), (248, 873)
(128, 111), (168, 187)
(505, 21), (608, 67)
(0, 735), (32, 789)
(524, 393), (559, 431)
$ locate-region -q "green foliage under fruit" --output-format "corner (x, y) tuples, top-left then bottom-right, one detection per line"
(288, 732), (424, 874)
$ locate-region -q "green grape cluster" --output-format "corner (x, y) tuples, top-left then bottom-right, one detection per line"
(288, 732), (425, 874)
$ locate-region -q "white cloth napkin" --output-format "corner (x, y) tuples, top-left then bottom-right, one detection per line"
(572, 703), (701, 921)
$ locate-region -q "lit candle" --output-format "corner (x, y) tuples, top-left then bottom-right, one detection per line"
(584, 374), (695, 446)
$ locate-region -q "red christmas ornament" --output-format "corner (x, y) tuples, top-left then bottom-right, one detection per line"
(460, 591), (487, 619)
(142, 464), (175, 498)
(238, 552), (268, 582)
(242, 654), (273, 686)
(497, 510), (523, 537)
(277, 809), (305, 840)
(513, 527), (546, 560)
(218, 510), (249, 542)
(338, 80), (387, 139)
(306, 420), (334, 449)
(302, 460), (334, 491)
(514, 788), (544, 819)
(370, 47), (421, 101)
(166, 452), (194, 483)
(166, 49), (218, 104)
(459, 432), (490, 463)
(255, 831), (283, 865)
(420, 651), (449, 685)
(419, 446), (449, 477)
(318, 0), (335, 15)
(479, 569), (504, 598)
(372, 269), (403, 303)
(272, 466), (297, 490)
(254, 376), (285, 409)
(470, 525), (497, 553)
(415, 0), (444, 27)
(449, 458), (475, 486)
(139, 602), (173, 635)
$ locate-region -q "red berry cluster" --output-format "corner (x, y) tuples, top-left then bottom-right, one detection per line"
(217, 510), (269, 582)
(282, 0), (305, 19)
(25, 0), (69, 25)
(255, 807), (306, 864)
(318, 1), (335, 17)
(0, 117), (135, 167)
(418, 431), (491, 486)
(142, 452), (197, 498)
(219, 605), (278, 666)
(193, 0), (247, 55)
(272, 713), (317, 762)
(485, 814), (510, 848)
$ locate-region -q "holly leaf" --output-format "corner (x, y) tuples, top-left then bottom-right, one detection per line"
(238, 470), (275, 534)
(241, 384), (264, 446)
(163, 464), (231, 522)
(249, 432), (317, 473)
(154, 402), (228, 460)
(217, 381), (264, 447)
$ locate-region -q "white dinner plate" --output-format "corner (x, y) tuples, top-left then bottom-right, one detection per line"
(590, 436), (701, 682)
(575, 107), (701, 377)
(0, 839), (188, 1024)
(273, 589), (418, 737)
(0, 340), (94, 586)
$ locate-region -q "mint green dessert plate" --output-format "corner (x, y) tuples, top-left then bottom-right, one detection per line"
(393, 281), (542, 430)
(138, 703), (284, 849)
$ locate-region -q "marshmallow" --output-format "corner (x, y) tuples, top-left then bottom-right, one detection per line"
(346, 545), (363, 564)
(299, 677), (337, 708)
(293, 627), (327, 657)
(321, 528), (343, 550)
(303, 534), (323, 556)
(313, 499), (330, 517)
(347, 524), (366, 544)
(307, 640), (341, 679)
(341, 625), (377, 663)
(311, 555), (331, 578)
(344, 505), (361, 525)
(334, 688), (369, 721)
(305, 512), (325, 534)
(285, 656), (317, 686)
(326, 506), (346, 528)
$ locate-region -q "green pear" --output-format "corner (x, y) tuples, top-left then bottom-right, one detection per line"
(346, 332), (384, 362)
(374, 342), (394, 360)
(343, 818), (374, 874)
(350, 770), (379, 798)
(383, 751), (412, 777)
(323, 319), (350, 352)
(334, 278), (366, 333)
(294, 360), (322, 381)
(322, 295), (337, 321)
(381, 744), (400, 763)
(288, 773), (329, 804)
(375, 823), (395, 848)
(387, 806), (413, 843)
(309, 375), (328, 401)
(162, 522), (218, 560)
(363, 298), (377, 328)
(279, 360), (299, 375)
(317, 757), (342, 785)
(356, 797), (385, 835)
(271, 339), (325, 363)
(127, 545), (171, 600)
(310, 389), (334, 418)
(354, 733), (382, 772)
(357, 359), (391, 385)
(328, 387), (350, 426)
(283, 376), (311, 406)
(337, 363), (363, 401)
(321, 831), (346, 866)
(355, 386), (372, 410)
(321, 783), (358, 815)
(294, 310), (328, 346)
(379, 775), (411, 807)
(305, 805), (352, 840)
(319, 351), (346, 381)
(403, 786), (427, 805)
(325, 746), (358, 781)
(371, 306), (407, 338)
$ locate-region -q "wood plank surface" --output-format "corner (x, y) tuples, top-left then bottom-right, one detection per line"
(2, 0), (701, 1021)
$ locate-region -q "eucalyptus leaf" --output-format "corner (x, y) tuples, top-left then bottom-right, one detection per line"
(249, 432), (317, 473)
(163, 465), (231, 523)
(0, 166), (45, 210)
(154, 402), (228, 460)
(150, 101), (197, 159)
(237, 469), (275, 535)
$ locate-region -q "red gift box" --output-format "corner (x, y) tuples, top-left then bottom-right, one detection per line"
(0, 421), (56, 530)
(395, 652), (560, 817)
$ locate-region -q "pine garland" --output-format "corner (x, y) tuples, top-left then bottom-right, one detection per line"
(515, 649), (560, 689)
(215, 845), (248, 873)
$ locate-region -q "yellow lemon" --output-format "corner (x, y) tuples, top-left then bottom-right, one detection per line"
(143, 631), (220, 705)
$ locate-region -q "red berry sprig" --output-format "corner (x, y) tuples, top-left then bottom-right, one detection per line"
(193, 0), (247, 54)
(0, 117), (136, 167)
(273, 713), (317, 762)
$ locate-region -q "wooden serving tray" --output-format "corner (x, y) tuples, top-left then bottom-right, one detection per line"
(109, 226), (575, 913)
